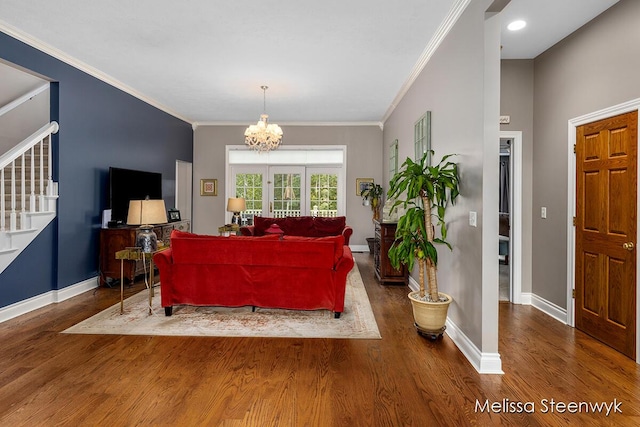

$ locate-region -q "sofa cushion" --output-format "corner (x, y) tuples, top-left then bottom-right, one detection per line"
(253, 216), (282, 236)
(253, 216), (316, 236)
(281, 216), (314, 236)
(311, 216), (346, 237)
(283, 234), (344, 265)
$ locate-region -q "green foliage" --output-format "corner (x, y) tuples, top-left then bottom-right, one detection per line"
(387, 150), (460, 271)
(360, 183), (384, 201)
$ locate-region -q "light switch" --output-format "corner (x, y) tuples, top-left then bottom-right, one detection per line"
(541, 207), (547, 219)
(469, 211), (477, 227)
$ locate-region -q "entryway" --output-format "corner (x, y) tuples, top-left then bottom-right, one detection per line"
(499, 131), (523, 304)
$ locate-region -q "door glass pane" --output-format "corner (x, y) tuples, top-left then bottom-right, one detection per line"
(273, 173), (301, 217)
(235, 173), (263, 224)
(310, 173), (338, 217)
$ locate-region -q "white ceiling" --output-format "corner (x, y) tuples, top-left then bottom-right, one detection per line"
(0, 0), (620, 125)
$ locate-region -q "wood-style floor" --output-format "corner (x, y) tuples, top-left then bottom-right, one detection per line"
(0, 253), (638, 426)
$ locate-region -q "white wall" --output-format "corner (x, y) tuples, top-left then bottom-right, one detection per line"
(193, 125), (383, 246)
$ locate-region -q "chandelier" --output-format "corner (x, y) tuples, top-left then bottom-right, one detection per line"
(244, 85), (283, 152)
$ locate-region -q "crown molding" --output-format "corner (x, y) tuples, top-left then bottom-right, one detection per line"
(381, 0), (472, 124)
(0, 21), (194, 125)
(194, 121), (383, 129)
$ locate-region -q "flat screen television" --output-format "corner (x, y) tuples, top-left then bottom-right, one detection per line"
(109, 167), (163, 224)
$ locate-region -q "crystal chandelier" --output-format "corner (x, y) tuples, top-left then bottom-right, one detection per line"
(244, 85), (283, 152)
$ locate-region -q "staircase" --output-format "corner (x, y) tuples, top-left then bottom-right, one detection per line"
(0, 122), (59, 275)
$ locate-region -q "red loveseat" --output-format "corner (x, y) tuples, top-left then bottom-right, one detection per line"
(153, 230), (354, 318)
(240, 216), (353, 245)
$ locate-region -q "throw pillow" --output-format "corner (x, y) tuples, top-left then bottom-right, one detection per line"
(312, 216), (346, 237)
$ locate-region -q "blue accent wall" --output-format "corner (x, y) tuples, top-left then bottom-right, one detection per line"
(0, 32), (193, 306)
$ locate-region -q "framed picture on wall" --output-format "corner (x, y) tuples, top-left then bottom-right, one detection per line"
(200, 178), (218, 196)
(356, 178), (374, 196)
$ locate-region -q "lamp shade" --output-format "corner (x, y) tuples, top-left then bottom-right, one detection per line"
(226, 197), (246, 213)
(127, 199), (168, 225)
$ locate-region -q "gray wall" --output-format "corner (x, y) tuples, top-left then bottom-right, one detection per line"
(383, 0), (500, 351)
(532, 0), (640, 307)
(500, 59), (534, 294)
(193, 125), (383, 246)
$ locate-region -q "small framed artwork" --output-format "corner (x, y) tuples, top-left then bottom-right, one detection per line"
(356, 178), (374, 196)
(200, 178), (218, 196)
(167, 209), (181, 222)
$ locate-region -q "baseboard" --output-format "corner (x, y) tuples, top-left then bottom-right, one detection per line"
(529, 292), (568, 324)
(445, 317), (504, 374)
(407, 275), (503, 374)
(349, 244), (369, 253)
(0, 276), (99, 323)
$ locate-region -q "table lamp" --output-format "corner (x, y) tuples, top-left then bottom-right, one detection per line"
(127, 198), (168, 252)
(227, 197), (246, 225)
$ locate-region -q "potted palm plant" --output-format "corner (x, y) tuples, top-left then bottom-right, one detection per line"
(361, 183), (384, 222)
(387, 151), (460, 338)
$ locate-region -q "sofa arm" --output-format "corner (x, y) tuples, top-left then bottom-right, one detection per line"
(153, 249), (174, 308)
(342, 226), (353, 246)
(333, 246), (355, 315)
(240, 226), (255, 236)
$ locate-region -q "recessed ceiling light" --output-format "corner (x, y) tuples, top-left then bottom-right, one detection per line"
(507, 20), (526, 31)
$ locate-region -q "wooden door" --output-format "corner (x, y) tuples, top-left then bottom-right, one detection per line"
(575, 111), (637, 359)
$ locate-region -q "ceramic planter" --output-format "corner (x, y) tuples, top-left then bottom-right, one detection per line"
(408, 291), (452, 333)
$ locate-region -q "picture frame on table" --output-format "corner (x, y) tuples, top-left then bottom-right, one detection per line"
(356, 178), (374, 196)
(168, 209), (181, 222)
(200, 178), (218, 196)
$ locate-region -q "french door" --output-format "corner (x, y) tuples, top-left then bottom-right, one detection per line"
(230, 165), (342, 223)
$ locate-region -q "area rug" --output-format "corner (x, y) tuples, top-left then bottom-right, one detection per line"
(63, 264), (381, 339)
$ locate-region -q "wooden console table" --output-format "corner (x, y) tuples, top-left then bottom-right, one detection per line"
(99, 220), (190, 286)
(374, 220), (408, 285)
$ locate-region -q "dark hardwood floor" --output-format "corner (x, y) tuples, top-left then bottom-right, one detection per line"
(0, 253), (638, 426)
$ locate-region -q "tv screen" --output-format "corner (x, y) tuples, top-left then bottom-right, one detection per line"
(109, 167), (163, 224)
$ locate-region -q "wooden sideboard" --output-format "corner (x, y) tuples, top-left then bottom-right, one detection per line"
(99, 220), (190, 286)
(373, 220), (408, 285)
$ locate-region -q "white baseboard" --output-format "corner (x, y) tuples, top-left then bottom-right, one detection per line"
(529, 292), (568, 324)
(0, 276), (99, 323)
(349, 244), (369, 253)
(408, 275), (503, 374)
(445, 317), (504, 374)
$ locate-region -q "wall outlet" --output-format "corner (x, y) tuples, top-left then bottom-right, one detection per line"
(541, 207), (547, 219)
(469, 211), (477, 227)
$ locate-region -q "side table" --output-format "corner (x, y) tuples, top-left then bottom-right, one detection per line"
(115, 246), (168, 314)
(218, 224), (240, 236)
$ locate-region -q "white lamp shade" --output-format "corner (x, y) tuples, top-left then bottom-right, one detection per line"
(226, 197), (246, 212)
(127, 199), (168, 225)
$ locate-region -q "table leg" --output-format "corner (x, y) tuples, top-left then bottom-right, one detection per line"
(149, 257), (154, 314)
(120, 259), (124, 315)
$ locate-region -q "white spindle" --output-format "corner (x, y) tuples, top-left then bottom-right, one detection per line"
(47, 135), (53, 196)
(39, 139), (44, 212)
(30, 145), (35, 212)
(1, 167), (5, 231)
(0, 121), (58, 230)
(20, 153), (25, 214)
(10, 160), (16, 231)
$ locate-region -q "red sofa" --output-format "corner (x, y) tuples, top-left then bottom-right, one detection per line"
(240, 216), (353, 245)
(154, 230), (354, 318)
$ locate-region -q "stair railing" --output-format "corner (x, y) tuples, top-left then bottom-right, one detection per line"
(0, 121), (59, 232)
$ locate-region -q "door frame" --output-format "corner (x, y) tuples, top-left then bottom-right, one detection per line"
(567, 98), (640, 364)
(500, 131), (523, 304)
